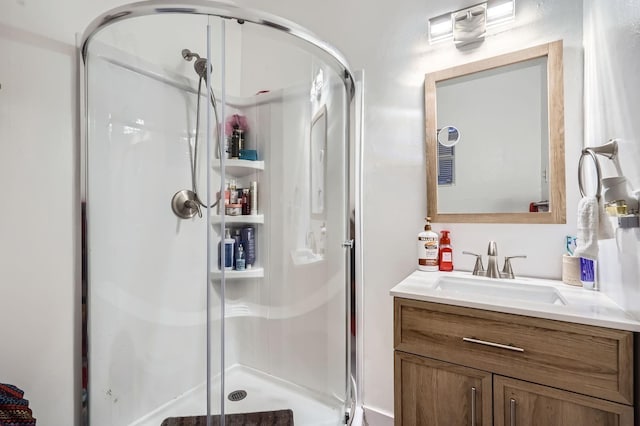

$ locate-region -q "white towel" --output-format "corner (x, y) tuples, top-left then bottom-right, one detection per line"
(574, 196), (599, 259)
(574, 196), (615, 260)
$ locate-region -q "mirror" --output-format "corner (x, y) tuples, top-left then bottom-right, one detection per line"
(425, 40), (566, 224)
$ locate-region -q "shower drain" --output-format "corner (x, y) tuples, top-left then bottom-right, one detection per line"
(228, 390), (247, 402)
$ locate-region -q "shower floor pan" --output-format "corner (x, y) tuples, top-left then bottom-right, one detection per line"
(130, 364), (342, 426)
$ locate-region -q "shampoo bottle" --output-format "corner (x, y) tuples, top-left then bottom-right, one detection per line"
(418, 217), (439, 272)
(438, 230), (453, 271)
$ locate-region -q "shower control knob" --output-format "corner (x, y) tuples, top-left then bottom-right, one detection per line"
(171, 189), (201, 219)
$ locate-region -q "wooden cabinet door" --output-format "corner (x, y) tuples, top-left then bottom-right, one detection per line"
(395, 351), (492, 426)
(494, 376), (634, 426)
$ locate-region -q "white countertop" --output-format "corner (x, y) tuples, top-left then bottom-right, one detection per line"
(390, 270), (640, 332)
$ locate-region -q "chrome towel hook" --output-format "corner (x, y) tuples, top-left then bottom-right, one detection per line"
(578, 139), (618, 199)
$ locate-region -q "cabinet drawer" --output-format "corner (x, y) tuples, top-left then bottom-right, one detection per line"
(394, 298), (633, 404)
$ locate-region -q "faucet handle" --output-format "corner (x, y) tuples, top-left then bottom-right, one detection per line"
(462, 251), (485, 276)
(501, 255), (527, 279)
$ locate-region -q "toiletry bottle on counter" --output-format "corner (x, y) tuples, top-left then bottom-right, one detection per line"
(438, 230), (453, 271)
(418, 217), (439, 272)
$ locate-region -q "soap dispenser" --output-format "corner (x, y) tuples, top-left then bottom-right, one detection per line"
(438, 230), (453, 271)
(418, 217), (439, 272)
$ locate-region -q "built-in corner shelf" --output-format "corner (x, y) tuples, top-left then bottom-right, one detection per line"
(211, 214), (264, 225)
(213, 159), (264, 177)
(211, 267), (264, 280)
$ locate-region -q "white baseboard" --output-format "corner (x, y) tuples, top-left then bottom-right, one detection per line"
(363, 406), (393, 426)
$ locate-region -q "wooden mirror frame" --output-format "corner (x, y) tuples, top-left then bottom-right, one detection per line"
(425, 40), (566, 224)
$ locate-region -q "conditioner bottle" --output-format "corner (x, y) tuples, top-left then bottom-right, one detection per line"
(418, 217), (439, 272)
(438, 230), (453, 271)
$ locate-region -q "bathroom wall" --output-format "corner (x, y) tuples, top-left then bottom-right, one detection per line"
(0, 21), (80, 426)
(583, 0), (640, 319)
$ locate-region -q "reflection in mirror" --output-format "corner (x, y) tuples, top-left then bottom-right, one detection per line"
(438, 57), (547, 214)
(437, 126), (461, 147)
(425, 40), (566, 224)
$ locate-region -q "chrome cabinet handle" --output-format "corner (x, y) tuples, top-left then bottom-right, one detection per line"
(471, 387), (477, 426)
(510, 398), (516, 426)
(462, 337), (524, 352)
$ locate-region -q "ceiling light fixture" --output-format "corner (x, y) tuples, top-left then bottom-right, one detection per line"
(428, 0), (515, 45)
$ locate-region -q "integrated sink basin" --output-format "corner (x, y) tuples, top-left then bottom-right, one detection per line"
(434, 276), (568, 306)
(391, 270), (640, 332)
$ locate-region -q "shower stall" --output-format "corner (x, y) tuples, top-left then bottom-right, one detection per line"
(81, 2), (360, 425)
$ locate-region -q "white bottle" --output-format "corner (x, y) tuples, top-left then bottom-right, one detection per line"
(418, 217), (439, 271)
(218, 228), (235, 271)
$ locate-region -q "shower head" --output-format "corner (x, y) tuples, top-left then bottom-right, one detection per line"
(193, 57), (212, 80)
(181, 49), (212, 80)
(181, 48), (200, 61)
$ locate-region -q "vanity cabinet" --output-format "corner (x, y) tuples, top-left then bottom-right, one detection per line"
(394, 298), (635, 426)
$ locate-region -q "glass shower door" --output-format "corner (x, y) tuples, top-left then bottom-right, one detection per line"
(85, 13), (224, 425)
(217, 20), (353, 425)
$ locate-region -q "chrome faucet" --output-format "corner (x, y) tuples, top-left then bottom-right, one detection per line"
(486, 241), (500, 278)
(463, 241), (526, 279)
